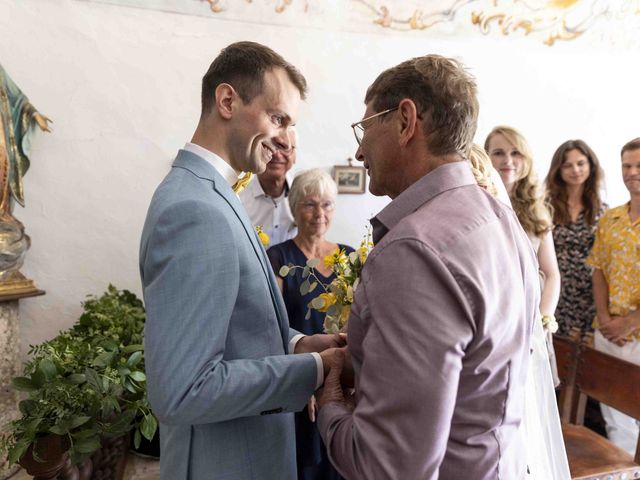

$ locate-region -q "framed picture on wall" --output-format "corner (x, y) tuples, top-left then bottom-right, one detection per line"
(334, 165), (366, 194)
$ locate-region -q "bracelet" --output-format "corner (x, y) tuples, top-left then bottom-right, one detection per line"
(541, 314), (558, 333)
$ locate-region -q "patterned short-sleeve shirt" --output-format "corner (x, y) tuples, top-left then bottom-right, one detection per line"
(586, 202), (640, 338)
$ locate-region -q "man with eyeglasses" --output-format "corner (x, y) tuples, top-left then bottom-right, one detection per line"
(316, 55), (539, 479)
(239, 129), (298, 246)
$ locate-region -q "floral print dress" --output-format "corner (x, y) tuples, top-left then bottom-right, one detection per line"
(554, 205), (607, 335)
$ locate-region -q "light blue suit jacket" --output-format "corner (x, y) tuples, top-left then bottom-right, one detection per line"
(139, 150), (317, 479)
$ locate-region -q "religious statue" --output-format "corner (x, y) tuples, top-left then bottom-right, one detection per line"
(0, 63), (51, 295)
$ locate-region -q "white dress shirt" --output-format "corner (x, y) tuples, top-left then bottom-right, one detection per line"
(239, 175), (297, 247)
(183, 142), (239, 186)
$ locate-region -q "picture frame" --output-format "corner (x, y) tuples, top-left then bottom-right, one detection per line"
(334, 165), (366, 194)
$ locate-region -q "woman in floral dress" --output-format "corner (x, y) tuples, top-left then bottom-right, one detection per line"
(545, 139), (607, 336)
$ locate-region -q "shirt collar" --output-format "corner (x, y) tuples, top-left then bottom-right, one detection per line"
(183, 142), (239, 187)
(610, 202), (631, 220)
(610, 202), (640, 226)
(371, 161), (477, 244)
(247, 172), (293, 200)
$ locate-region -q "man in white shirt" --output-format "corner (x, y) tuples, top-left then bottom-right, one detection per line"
(239, 130), (297, 246)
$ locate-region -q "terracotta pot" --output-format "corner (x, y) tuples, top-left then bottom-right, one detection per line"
(18, 434), (80, 480)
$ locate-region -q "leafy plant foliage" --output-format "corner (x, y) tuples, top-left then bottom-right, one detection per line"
(0, 285), (157, 465)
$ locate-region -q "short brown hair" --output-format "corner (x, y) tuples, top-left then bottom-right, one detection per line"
(621, 137), (640, 157)
(364, 55), (478, 156)
(201, 41), (307, 116)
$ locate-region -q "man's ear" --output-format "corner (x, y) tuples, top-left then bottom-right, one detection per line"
(397, 98), (419, 147)
(215, 83), (236, 120)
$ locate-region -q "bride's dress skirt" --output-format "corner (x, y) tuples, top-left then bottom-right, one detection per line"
(523, 319), (571, 479)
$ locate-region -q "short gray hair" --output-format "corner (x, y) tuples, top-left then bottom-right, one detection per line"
(365, 54), (478, 157)
(289, 168), (338, 212)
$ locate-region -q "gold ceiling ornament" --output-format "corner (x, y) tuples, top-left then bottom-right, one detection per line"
(205, 0), (310, 14)
(357, 1), (460, 31)
(84, 0), (640, 47)
(470, 0), (607, 46)
(205, 0), (223, 13)
(356, 0), (640, 46)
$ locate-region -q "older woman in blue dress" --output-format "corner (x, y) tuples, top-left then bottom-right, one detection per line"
(267, 168), (352, 480)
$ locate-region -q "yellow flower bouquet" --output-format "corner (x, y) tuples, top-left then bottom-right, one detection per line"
(279, 233), (373, 333)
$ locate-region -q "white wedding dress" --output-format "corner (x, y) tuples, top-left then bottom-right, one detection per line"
(490, 167), (571, 479)
(523, 317), (571, 479)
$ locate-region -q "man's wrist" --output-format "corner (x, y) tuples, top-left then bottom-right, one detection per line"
(309, 352), (324, 389)
(290, 334), (305, 354)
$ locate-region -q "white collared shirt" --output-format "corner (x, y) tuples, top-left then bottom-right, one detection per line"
(183, 142), (239, 187)
(239, 175), (297, 247)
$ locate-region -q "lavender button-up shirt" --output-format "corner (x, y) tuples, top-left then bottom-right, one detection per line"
(318, 161), (539, 480)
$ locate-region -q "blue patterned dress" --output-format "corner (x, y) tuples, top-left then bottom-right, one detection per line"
(267, 239), (353, 480)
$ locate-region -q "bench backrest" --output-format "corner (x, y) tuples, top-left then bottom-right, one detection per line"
(575, 345), (640, 421)
(553, 333), (580, 422)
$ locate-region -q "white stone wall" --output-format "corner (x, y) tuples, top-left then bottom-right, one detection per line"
(0, 0), (638, 358)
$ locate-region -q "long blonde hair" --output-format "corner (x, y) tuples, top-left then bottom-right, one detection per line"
(468, 144), (498, 198)
(484, 126), (551, 238)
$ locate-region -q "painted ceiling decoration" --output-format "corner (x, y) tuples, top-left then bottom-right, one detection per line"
(80, 0), (640, 47)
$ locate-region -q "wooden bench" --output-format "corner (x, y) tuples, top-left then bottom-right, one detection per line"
(560, 343), (640, 480)
(553, 332), (581, 423)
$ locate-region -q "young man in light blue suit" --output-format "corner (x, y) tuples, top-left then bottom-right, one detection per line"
(140, 42), (342, 479)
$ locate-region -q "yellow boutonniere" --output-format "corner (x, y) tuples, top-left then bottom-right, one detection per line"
(255, 226), (269, 247)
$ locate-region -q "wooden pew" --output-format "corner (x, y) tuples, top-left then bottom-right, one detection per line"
(561, 344), (640, 480)
(553, 332), (580, 423)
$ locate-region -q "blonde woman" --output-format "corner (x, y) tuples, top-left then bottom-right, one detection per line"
(468, 143), (507, 202)
(485, 126), (561, 327)
(472, 140), (570, 480)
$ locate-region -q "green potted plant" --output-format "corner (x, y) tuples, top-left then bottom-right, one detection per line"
(0, 285), (157, 476)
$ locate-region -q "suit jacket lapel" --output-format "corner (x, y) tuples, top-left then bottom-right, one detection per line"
(222, 192), (290, 351)
(173, 151), (290, 350)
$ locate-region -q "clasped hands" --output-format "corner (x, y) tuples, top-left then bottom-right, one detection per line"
(598, 311), (640, 346)
(294, 333), (354, 421)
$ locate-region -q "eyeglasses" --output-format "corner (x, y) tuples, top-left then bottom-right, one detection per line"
(350, 107), (399, 146)
(299, 201), (335, 212)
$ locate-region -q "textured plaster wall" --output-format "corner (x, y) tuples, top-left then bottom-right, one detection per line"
(0, 0), (638, 358)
